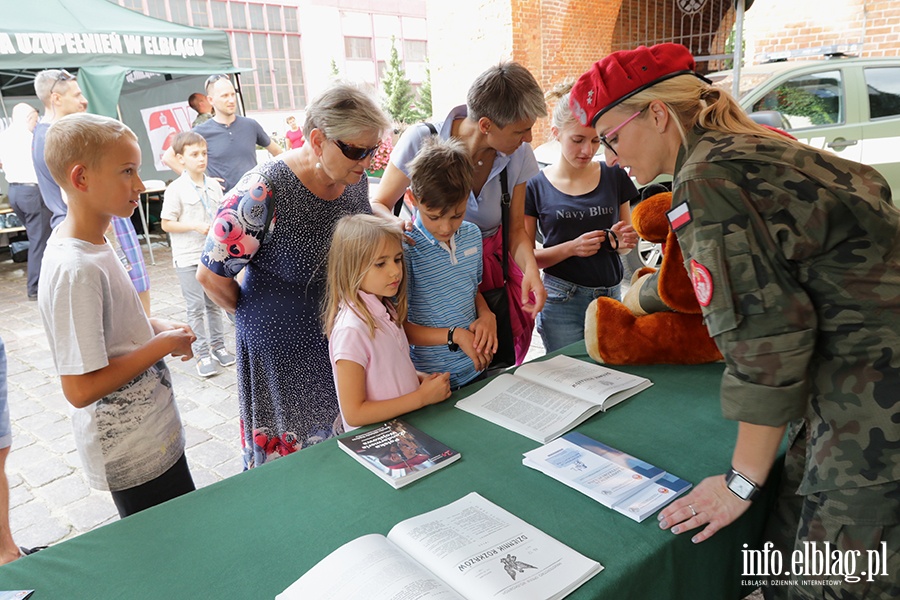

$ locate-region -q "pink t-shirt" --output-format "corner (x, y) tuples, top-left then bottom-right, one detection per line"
(329, 292), (419, 431)
(285, 128), (305, 148)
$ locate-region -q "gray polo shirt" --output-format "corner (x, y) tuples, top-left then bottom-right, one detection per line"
(194, 115), (270, 193)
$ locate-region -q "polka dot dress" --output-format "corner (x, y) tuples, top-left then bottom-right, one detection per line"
(203, 159), (371, 468)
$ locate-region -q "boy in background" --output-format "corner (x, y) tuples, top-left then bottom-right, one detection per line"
(403, 138), (497, 388)
(161, 132), (234, 378)
(38, 113), (196, 518)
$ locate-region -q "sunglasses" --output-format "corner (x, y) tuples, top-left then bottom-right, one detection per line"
(599, 107), (647, 156)
(205, 74), (229, 92)
(333, 139), (381, 161)
(49, 69), (76, 96)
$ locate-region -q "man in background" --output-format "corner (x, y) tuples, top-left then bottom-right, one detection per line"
(188, 92), (213, 127)
(32, 69), (88, 228)
(164, 75), (282, 193)
(0, 103), (52, 300)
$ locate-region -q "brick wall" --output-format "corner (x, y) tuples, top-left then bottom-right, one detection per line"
(510, 0), (624, 142)
(743, 0), (900, 63)
(509, 0), (738, 142)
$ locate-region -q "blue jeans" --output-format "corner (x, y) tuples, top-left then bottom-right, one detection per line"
(536, 273), (621, 353)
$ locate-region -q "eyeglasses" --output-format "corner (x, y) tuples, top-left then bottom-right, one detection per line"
(49, 69), (76, 96)
(599, 107), (647, 156)
(332, 139), (381, 161)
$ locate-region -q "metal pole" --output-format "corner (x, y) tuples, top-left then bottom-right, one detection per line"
(733, 0), (746, 98)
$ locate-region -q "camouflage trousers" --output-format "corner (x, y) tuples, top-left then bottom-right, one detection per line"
(763, 425), (900, 600)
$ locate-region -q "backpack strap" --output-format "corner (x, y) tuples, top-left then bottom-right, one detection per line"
(499, 167), (510, 283)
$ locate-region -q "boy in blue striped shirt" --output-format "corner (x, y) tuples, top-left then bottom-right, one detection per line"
(402, 139), (498, 388)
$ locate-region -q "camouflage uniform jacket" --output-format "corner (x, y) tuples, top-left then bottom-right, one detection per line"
(672, 128), (900, 496)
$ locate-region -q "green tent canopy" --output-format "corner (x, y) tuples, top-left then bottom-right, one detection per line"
(0, 0), (238, 117)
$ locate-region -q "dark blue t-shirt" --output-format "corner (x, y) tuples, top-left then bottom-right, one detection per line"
(525, 162), (637, 287)
(194, 115), (271, 194)
(32, 122), (67, 228)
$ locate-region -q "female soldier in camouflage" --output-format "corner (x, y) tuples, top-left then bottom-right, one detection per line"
(571, 44), (899, 599)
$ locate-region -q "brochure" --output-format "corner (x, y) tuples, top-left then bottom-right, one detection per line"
(277, 492), (603, 600)
(337, 419), (460, 489)
(523, 432), (691, 522)
(455, 355), (652, 443)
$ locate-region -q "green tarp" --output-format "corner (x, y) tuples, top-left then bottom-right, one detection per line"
(0, 0), (237, 116)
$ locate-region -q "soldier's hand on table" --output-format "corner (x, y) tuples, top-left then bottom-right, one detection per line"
(657, 475), (752, 543)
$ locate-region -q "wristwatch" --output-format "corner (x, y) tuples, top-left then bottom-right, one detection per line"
(725, 467), (762, 502)
(447, 327), (459, 352)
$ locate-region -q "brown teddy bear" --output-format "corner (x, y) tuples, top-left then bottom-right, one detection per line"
(584, 191), (722, 365)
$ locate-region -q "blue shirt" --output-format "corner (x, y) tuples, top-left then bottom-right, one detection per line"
(194, 115), (271, 194)
(525, 164), (637, 287)
(390, 105), (539, 237)
(404, 218), (483, 388)
(33, 122), (67, 228)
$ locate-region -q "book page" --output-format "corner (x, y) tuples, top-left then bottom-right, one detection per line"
(277, 534), (465, 600)
(515, 356), (651, 407)
(388, 492), (602, 600)
(455, 374), (598, 442)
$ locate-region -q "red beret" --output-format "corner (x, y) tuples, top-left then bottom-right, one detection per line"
(570, 43), (710, 127)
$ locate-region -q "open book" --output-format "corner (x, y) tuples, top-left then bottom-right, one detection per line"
(455, 355), (652, 443)
(523, 432), (692, 522)
(278, 492), (603, 600)
(337, 419), (460, 489)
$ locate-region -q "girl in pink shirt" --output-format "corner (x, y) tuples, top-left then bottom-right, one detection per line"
(324, 215), (451, 431)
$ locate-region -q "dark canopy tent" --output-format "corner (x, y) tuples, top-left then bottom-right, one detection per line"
(0, 0), (238, 118)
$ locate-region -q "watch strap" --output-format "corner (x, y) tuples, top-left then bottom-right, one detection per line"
(447, 327), (459, 352)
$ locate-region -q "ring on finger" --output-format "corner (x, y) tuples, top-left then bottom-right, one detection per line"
(689, 504), (697, 517)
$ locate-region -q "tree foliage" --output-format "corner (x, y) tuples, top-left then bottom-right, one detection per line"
(416, 61), (433, 121)
(382, 36), (418, 124)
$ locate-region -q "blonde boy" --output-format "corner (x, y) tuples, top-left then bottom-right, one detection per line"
(161, 132), (233, 378)
(37, 113), (196, 518)
(402, 138), (498, 388)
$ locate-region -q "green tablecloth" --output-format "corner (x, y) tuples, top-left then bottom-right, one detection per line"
(0, 344), (771, 598)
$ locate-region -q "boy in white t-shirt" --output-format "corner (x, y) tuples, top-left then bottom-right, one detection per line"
(161, 132), (233, 378)
(37, 113), (197, 518)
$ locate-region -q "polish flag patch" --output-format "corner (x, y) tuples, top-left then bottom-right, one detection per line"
(666, 201), (693, 231)
(689, 259), (714, 306)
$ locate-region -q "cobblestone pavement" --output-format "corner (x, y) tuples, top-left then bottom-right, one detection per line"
(2, 238), (244, 549)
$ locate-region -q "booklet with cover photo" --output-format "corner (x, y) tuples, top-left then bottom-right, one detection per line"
(523, 432), (692, 522)
(337, 419), (460, 489)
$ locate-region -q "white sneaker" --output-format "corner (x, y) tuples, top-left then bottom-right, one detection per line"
(196, 356), (218, 377)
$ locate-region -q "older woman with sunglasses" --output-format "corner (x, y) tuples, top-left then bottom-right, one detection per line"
(572, 44), (900, 598)
(198, 81), (391, 468)
(371, 62), (548, 366)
